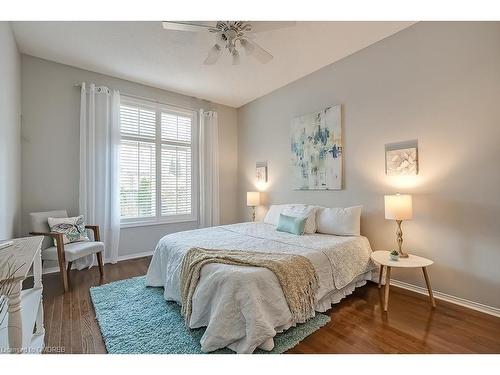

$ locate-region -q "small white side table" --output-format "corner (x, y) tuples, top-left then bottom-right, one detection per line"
(370, 250), (436, 312)
(0, 236), (45, 353)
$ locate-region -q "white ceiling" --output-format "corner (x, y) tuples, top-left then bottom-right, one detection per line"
(11, 21), (415, 108)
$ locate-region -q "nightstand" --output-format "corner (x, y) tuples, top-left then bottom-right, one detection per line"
(370, 250), (436, 312)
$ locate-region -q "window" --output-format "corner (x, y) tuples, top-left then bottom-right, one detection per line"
(119, 96), (197, 227)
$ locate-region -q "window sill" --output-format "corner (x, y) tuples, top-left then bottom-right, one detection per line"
(120, 217), (198, 229)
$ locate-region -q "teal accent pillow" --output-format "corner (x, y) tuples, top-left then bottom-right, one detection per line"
(276, 214), (306, 235)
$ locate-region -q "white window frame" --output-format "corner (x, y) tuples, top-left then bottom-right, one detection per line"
(119, 95), (198, 228)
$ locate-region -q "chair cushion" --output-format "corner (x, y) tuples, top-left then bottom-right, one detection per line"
(30, 210), (68, 250)
(42, 241), (104, 262)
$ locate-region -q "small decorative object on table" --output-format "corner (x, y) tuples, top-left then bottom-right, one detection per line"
(389, 250), (399, 261)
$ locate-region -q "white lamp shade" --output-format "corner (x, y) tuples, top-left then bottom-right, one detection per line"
(384, 194), (413, 220)
(246, 192), (261, 207)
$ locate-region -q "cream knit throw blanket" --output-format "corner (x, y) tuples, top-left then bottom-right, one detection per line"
(180, 247), (319, 325)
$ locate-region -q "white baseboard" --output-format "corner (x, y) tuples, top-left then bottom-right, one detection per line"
(371, 273), (500, 318)
(110, 250), (154, 263)
(41, 250), (154, 275)
(42, 266), (62, 275)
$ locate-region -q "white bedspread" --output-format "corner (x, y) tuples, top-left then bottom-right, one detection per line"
(145, 222), (375, 353)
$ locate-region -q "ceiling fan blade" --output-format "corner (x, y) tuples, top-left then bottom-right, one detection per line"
(203, 44), (222, 65)
(247, 40), (273, 64)
(247, 21), (296, 34)
(162, 21), (215, 32)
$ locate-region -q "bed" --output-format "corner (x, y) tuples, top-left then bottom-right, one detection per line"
(145, 221), (375, 353)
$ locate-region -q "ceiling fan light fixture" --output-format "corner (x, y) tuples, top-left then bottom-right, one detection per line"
(240, 39), (255, 56)
(215, 32), (226, 45)
(232, 50), (240, 65)
(204, 44), (222, 65)
(163, 21), (284, 65)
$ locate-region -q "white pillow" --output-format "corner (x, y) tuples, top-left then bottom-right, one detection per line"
(264, 204), (317, 234)
(263, 204), (288, 226)
(316, 206), (362, 236)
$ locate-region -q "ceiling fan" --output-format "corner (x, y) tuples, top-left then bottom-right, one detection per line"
(161, 21), (296, 65)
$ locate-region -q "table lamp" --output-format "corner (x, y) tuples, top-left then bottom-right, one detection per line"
(384, 193), (412, 258)
(246, 192), (261, 222)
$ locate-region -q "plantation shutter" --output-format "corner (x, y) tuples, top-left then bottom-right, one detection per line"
(119, 97), (195, 223)
(160, 111), (193, 216)
(119, 103), (157, 219)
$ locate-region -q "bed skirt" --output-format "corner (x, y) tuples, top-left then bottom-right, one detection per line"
(315, 270), (374, 312)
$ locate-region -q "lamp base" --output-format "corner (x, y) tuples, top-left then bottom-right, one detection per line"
(395, 220), (409, 258)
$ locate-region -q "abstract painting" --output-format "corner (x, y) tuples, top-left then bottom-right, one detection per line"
(385, 145), (418, 175)
(291, 105), (342, 190)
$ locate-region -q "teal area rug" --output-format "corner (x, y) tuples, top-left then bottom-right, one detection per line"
(90, 276), (330, 354)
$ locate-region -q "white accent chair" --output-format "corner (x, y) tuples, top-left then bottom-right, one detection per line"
(29, 210), (104, 292)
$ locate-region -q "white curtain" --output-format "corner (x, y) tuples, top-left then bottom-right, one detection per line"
(199, 110), (220, 228)
(79, 83), (121, 266)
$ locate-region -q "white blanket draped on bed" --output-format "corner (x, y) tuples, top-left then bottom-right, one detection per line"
(145, 222), (375, 353)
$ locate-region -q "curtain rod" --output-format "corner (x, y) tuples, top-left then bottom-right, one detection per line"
(73, 83), (205, 112)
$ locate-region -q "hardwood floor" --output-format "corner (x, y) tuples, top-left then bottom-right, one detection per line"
(36, 257), (500, 354)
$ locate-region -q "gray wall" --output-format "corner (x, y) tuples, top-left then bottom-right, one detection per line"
(21, 55), (238, 259)
(0, 22), (21, 239)
(212, 103), (239, 226)
(237, 22), (500, 308)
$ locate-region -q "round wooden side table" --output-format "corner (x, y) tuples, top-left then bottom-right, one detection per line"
(371, 250), (436, 312)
